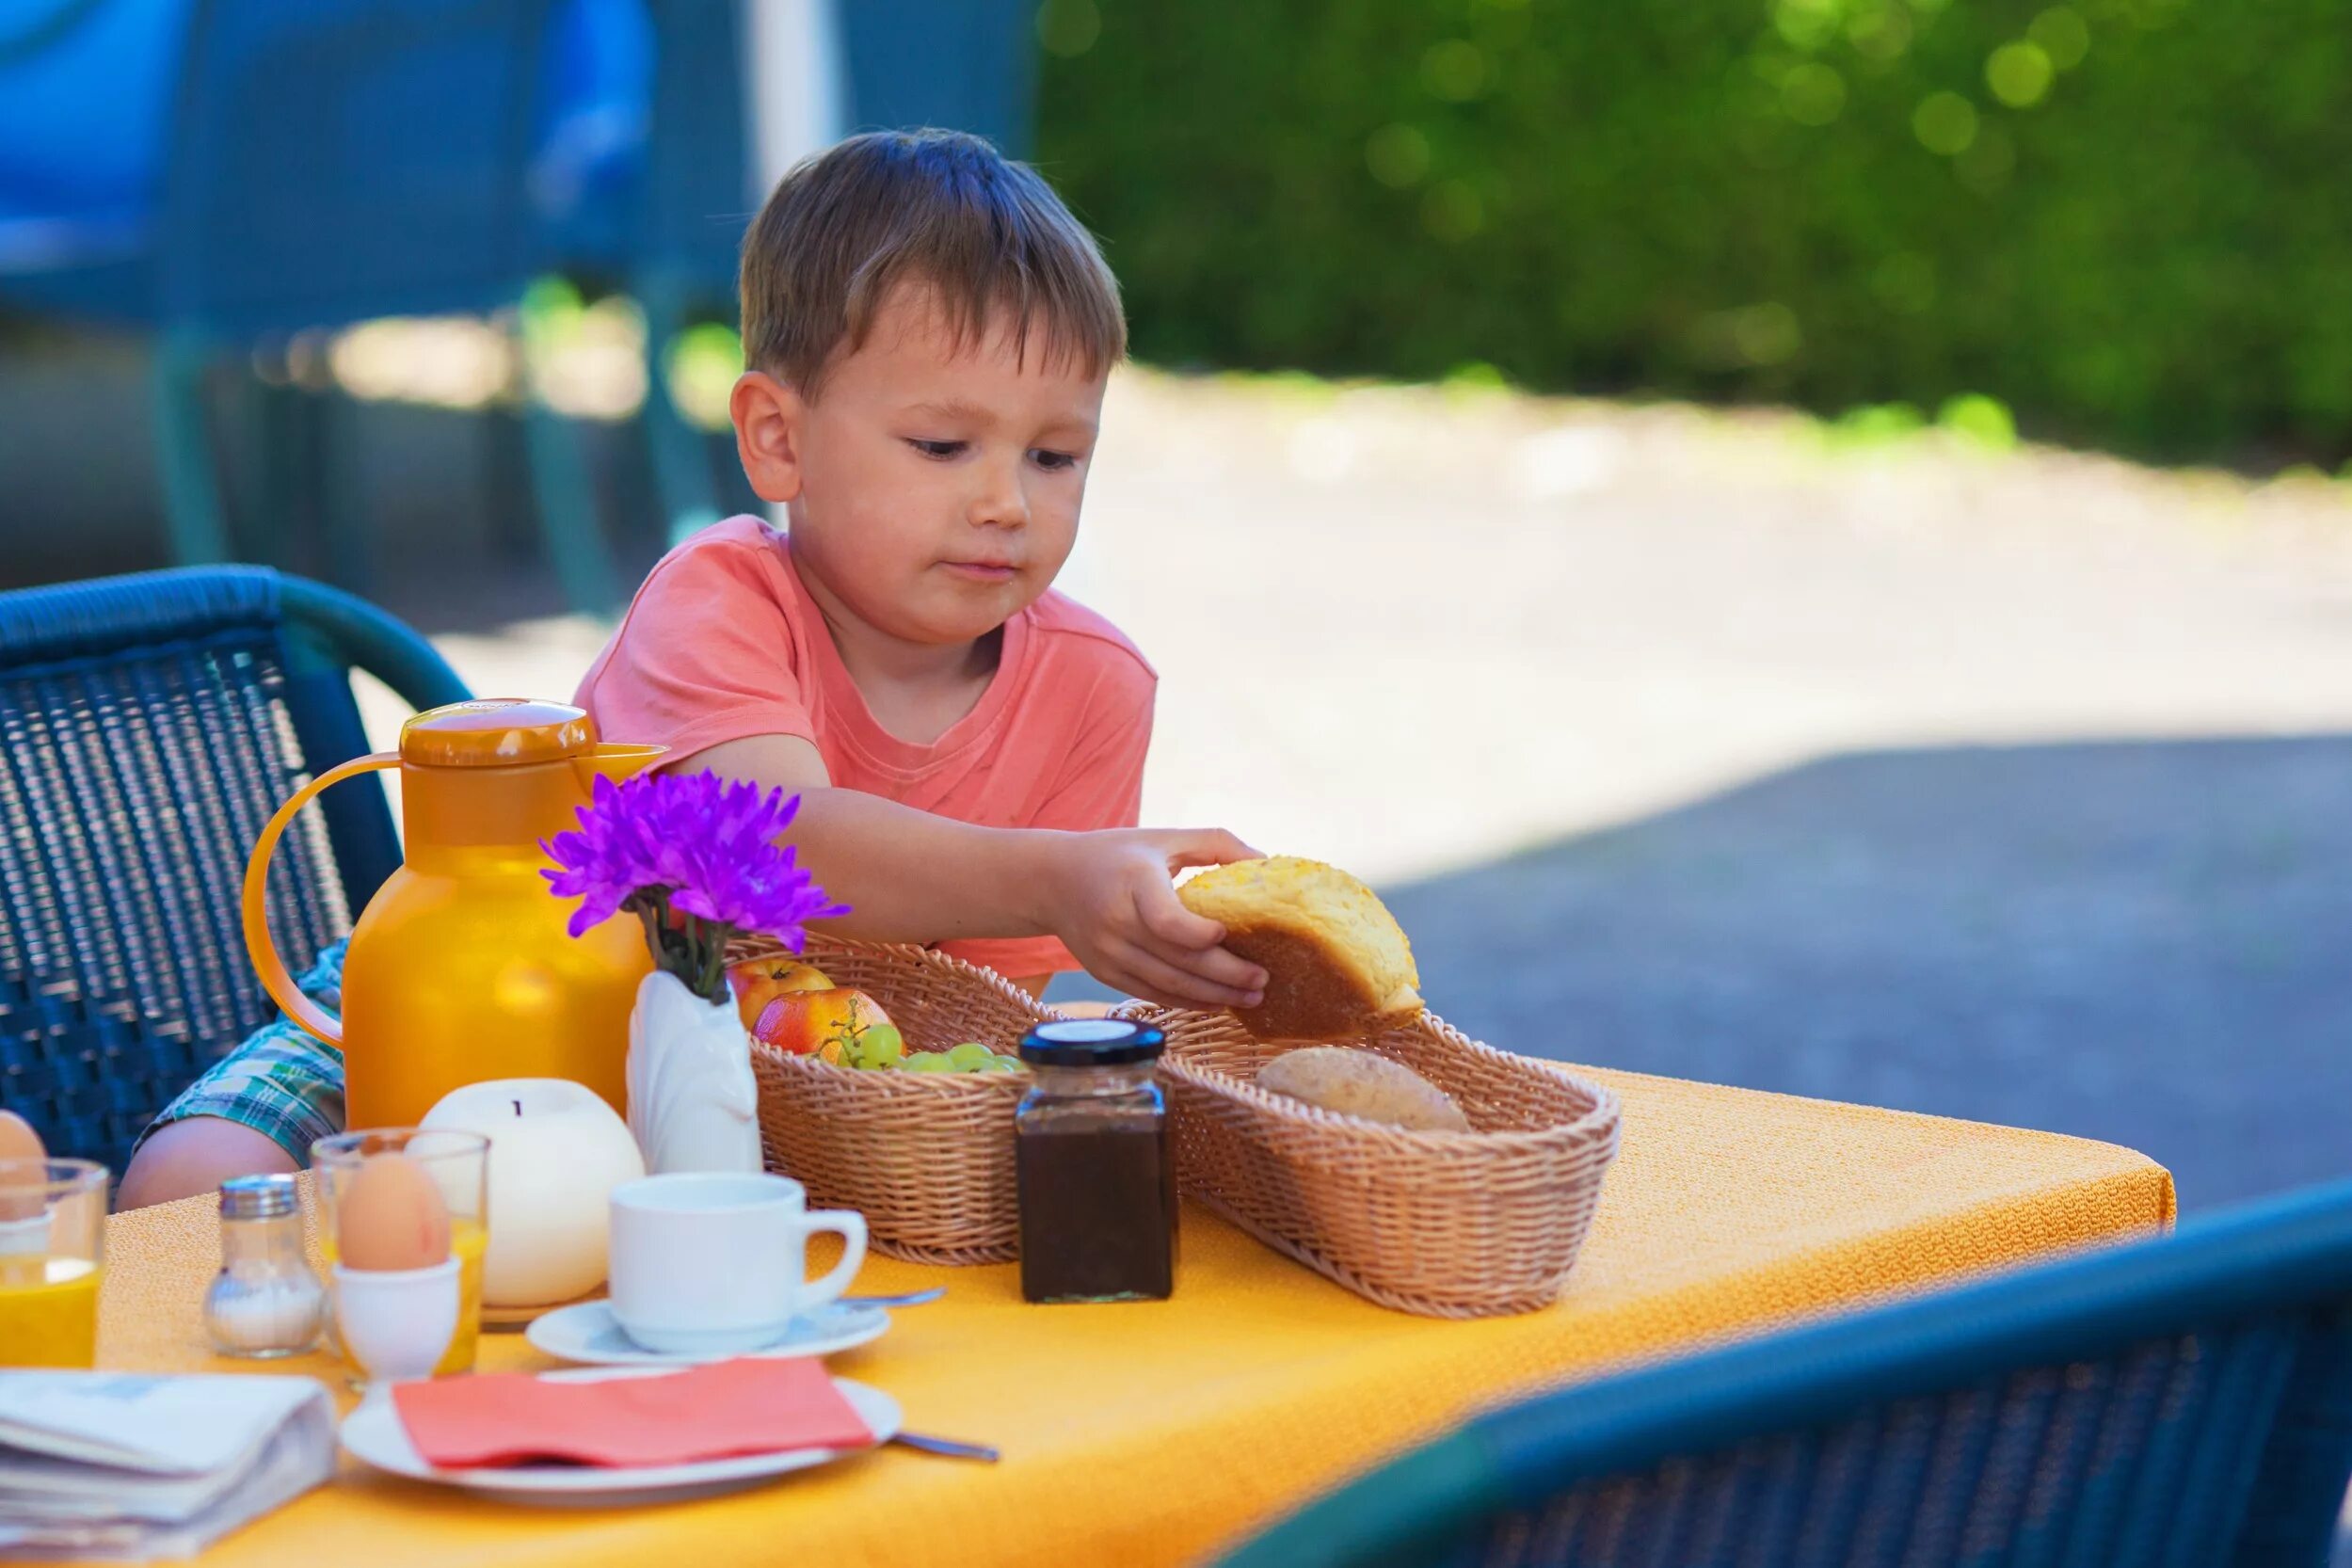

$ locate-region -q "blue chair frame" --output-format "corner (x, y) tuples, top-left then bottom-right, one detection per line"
(0, 567), (471, 1174)
(1220, 1180), (2352, 1567)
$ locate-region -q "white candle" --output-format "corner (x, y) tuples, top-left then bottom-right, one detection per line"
(421, 1078), (646, 1307)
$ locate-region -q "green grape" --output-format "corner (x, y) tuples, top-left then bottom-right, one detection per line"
(987, 1054), (1025, 1073)
(852, 1024), (906, 1070)
(905, 1052), (957, 1074)
(945, 1041), (996, 1072)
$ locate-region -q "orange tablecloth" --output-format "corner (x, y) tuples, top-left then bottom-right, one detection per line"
(88, 1065), (2173, 1568)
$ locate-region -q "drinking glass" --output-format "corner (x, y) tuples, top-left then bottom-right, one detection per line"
(0, 1159), (108, 1368)
(312, 1128), (488, 1377)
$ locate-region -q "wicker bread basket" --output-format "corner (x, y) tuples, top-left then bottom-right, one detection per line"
(735, 935), (1048, 1264)
(1131, 1004), (1622, 1318)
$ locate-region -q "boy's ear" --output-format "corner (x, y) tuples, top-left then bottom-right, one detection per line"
(731, 371), (807, 504)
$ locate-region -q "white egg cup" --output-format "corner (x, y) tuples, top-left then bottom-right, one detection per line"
(333, 1259), (460, 1384)
(0, 1211), (50, 1259)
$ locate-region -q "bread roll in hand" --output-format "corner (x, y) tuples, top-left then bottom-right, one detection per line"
(1176, 856), (1423, 1041)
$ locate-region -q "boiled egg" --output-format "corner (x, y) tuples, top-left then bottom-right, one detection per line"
(0, 1111), (41, 1167)
(0, 1110), (44, 1222)
(336, 1152), (452, 1272)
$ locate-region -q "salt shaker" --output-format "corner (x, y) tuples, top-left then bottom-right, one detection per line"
(204, 1175), (324, 1358)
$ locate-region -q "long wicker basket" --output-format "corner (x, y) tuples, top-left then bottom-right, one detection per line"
(736, 936), (1048, 1265)
(1131, 1005), (1623, 1318)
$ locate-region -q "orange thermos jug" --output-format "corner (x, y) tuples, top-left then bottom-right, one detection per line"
(243, 699), (667, 1128)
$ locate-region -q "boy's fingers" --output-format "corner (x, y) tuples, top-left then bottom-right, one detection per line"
(1162, 828), (1263, 872)
(1101, 939), (1263, 1011)
(1144, 937), (1267, 998)
(1135, 877), (1228, 952)
(1096, 966), (1191, 1013)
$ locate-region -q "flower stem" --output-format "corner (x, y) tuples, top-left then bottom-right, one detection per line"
(695, 921), (731, 1005)
(632, 896), (665, 969)
(625, 887), (735, 1004)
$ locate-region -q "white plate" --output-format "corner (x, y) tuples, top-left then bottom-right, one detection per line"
(525, 1299), (889, 1368)
(339, 1368), (900, 1507)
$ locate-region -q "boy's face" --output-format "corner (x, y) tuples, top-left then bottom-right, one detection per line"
(734, 283), (1107, 648)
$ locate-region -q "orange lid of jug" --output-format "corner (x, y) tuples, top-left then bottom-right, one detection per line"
(399, 698), (597, 766)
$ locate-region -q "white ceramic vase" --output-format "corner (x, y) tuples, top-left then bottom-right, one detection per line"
(625, 971), (764, 1176)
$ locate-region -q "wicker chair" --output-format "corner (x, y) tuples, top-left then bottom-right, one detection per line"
(1218, 1177), (2352, 1568)
(0, 567), (470, 1174)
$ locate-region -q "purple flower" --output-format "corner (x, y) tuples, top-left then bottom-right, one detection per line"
(542, 771), (849, 1000)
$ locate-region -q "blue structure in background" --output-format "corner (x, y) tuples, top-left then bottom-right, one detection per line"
(0, 0), (655, 610)
(0, 0), (649, 324)
(628, 0), (1041, 546)
(628, 0), (750, 547)
(841, 0), (1036, 159)
(148, 0), (635, 608)
(0, 0), (194, 321)
(0, 0), (1043, 600)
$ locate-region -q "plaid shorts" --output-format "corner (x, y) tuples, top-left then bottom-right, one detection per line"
(138, 939), (349, 1166)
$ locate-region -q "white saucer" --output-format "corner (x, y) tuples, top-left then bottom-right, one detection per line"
(339, 1368), (900, 1507)
(525, 1299), (889, 1368)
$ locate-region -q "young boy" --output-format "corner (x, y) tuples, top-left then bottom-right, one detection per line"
(119, 130), (1266, 1208)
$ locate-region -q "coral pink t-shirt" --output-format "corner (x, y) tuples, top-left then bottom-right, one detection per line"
(574, 516), (1155, 979)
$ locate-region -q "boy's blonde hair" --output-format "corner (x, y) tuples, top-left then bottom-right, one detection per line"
(739, 129), (1126, 396)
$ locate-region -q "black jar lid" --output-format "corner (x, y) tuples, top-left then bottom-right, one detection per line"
(1017, 1017), (1167, 1066)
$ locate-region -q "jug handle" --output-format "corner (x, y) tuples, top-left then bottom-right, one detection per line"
(242, 752), (402, 1048)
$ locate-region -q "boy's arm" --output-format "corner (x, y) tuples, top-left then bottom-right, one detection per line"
(679, 734), (1267, 1011)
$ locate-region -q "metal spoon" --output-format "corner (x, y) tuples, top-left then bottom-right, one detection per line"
(890, 1432), (999, 1463)
(484, 1285), (947, 1335)
(841, 1287), (947, 1309)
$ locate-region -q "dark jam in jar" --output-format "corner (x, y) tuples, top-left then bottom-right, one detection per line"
(1015, 1019), (1177, 1304)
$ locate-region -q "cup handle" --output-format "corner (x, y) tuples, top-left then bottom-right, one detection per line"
(798, 1210), (867, 1310)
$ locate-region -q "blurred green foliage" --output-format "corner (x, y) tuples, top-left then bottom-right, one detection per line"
(1034, 0), (2352, 462)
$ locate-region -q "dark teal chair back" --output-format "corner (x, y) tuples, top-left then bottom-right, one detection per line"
(0, 568), (469, 1174)
(1219, 1179), (2352, 1568)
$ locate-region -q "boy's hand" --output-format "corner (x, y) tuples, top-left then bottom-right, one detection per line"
(1037, 829), (1270, 1011)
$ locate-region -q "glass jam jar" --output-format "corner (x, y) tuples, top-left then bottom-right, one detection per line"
(1014, 1019), (1176, 1304)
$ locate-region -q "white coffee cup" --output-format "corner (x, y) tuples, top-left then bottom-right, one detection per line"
(607, 1173), (867, 1355)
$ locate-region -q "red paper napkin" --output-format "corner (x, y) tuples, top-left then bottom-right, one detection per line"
(392, 1358), (877, 1470)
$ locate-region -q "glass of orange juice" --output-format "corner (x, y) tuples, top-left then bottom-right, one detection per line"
(0, 1158), (107, 1369)
(312, 1128), (488, 1378)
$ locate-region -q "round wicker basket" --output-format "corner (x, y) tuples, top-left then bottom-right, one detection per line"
(734, 935), (1049, 1265)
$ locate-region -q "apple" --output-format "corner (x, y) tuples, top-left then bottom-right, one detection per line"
(750, 986), (894, 1062)
(728, 956), (834, 1033)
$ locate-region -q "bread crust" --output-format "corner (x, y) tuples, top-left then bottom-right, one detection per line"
(1212, 923), (1422, 1042)
(1178, 856), (1424, 1041)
